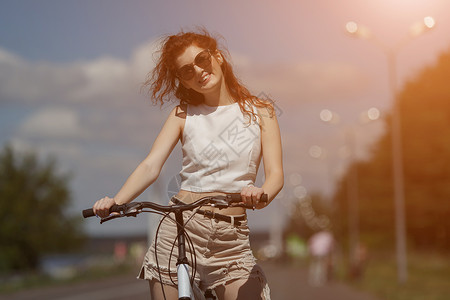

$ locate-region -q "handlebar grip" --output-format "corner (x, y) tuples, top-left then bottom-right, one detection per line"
(82, 208), (95, 218)
(82, 204), (124, 218)
(227, 193), (268, 203)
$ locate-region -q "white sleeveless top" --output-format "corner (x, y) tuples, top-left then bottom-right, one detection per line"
(179, 102), (262, 193)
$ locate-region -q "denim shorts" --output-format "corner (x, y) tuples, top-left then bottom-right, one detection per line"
(137, 200), (270, 299)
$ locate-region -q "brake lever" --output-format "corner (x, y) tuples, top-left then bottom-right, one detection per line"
(211, 200), (230, 209)
(124, 202), (141, 215)
(100, 213), (122, 224)
(207, 196), (232, 209)
(99, 203), (142, 224)
(209, 195), (254, 209)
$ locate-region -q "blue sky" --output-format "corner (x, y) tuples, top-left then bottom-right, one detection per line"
(1, 0), (450, 236)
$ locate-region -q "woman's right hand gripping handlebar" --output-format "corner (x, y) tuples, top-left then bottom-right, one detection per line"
(93, 196), (117, 218)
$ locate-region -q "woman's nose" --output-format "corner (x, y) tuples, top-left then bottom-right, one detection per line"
(193, 64), (204, 74)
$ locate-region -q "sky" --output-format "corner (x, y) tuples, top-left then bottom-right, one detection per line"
(1, 0), (450, 237)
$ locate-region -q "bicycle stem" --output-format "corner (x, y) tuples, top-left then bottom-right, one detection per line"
(175, 209), (189, 266)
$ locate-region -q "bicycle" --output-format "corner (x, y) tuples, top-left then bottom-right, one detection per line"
(82, 193), (268, 300)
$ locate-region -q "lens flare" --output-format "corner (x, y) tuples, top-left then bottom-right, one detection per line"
(320, 109), (333, 122)
(410, 16), (436, 37)
(346, 21), (358, 34)
(320, 109), (340, 124)
(309, 145), (323, 159)
(424, 16), (435, 29)
(294, 185), (307, 199)
(367, 107), (380, 121)
(289, 173), (302, 186)
(346, 21), (371, 39)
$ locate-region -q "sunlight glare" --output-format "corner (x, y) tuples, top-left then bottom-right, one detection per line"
(320, 109), (333, 122)
(367, 107), (381, 121)
(309, 145), (324, 159)
(345, 21), (358, 34)
(294, 185), (307, 199)
(345, 21), (370, 39)
(289, 173), (302, 186)
(424, 16), (435, 29)
(320, 109), (340, 124)
(359, 107), (381, 123)
(410, 16), (436, 37)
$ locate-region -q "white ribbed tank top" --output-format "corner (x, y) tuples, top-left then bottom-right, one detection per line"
(179, 102), (261, 193)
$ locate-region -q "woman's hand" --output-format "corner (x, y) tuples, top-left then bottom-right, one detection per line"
(240, 186), (265, 209)
(93, 196), (116, 218)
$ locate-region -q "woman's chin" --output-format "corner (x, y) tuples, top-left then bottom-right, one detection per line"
(197, 78), (222, 92)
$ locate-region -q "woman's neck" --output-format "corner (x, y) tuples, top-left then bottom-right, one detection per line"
(202, 78), (235, 106)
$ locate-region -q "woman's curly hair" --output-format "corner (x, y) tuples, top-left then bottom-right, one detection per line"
(141, 28), (274, 123)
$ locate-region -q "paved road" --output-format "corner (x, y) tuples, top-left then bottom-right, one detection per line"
(3, 261), (382, 300)
(262, 262), (382, 300)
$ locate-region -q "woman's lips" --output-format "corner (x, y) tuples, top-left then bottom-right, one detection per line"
(199, 72), (211, 84)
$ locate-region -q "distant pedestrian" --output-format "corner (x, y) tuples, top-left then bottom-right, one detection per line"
(114, 241), (127, 263)
(350, 242), (368, 280)
(307, 230), (335, 286)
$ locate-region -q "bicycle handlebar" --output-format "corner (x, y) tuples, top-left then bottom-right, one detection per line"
(82, 193), (268, 219)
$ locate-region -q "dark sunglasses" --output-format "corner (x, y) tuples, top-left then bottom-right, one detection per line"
(176, 49), (212, 81)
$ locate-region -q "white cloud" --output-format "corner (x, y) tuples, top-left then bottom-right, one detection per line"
(18, 107), (84, 139)
(130, 40), (159, 83)
(0, 47), (23, 65)
(65, 57), (131, 102)
(0, 48), (84, 103)
(0, 42), (158, 105)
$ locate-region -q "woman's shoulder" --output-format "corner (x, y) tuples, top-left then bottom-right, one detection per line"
(161, 105), (187, 130)
(243, 97), (276, 120)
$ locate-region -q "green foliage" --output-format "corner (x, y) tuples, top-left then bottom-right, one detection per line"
(0, 145), (85, 273)
(399, 52), (450, 250)
(332, 49), (450, 251)
(353, 251), (450, 300)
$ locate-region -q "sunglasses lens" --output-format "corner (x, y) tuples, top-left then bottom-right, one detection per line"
(178, 66), (195, 81)
(177, 50), (212, 81)
(195, 50), (211, 68)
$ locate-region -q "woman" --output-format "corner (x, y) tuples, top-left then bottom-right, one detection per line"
(93, 29), (283, 299)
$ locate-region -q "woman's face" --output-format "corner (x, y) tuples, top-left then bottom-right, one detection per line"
(175, 44), (224, 94)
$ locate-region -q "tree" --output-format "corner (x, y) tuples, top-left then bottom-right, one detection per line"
(332, 48), (450, 251)
(0, 145), (85, 273)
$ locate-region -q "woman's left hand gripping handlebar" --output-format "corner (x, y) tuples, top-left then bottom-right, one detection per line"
(93, 196), (117, 218)
(240, 186), (265, 209)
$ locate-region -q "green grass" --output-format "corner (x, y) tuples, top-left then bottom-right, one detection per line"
(351, 251), (450, 300)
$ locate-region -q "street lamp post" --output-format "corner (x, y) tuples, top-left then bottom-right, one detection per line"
(345, 17), (435, 283)
(387, 48), (409, 284)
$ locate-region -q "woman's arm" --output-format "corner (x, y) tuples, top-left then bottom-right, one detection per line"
(93, 106), (185, 218)
(241, 105), (284, 208)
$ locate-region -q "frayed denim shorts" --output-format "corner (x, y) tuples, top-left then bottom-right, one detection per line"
(137, 199), (270, 299)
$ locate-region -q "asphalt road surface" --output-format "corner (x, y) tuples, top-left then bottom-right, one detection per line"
(4, 261), (382, 300)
